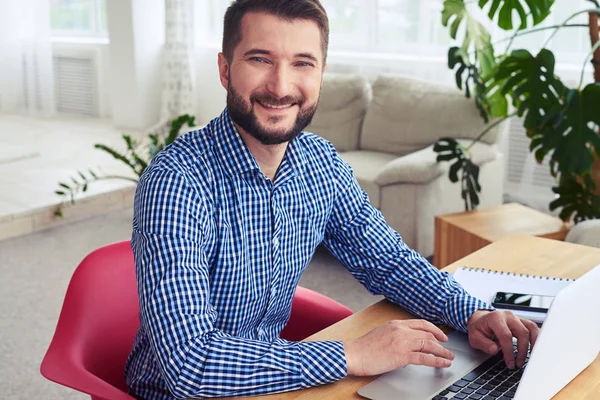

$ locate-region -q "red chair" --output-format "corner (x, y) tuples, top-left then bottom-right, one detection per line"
(40, 241), (353, 400)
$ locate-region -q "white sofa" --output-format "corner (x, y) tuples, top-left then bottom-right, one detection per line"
(307, 74), (507, 257)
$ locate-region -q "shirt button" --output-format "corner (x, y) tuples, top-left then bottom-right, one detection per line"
(273, 238), (279, 247)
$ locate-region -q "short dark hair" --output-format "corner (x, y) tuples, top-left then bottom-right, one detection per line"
(222, 0), (329, 64)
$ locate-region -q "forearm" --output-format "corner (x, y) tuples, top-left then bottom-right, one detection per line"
(324, 201), (491, 332)
(156, 332), (346, 398)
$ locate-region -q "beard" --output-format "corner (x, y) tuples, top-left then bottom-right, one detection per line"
(227, 84), (319, 146)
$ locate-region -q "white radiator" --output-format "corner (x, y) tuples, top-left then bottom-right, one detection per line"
(52, 51), (99, 116)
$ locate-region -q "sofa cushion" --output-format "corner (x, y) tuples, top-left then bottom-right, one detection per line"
(565, 220), (600, 248)
(308, 74), (370, 152)
(339, 151), (398, 209)
(375, 140), (498, 185)
(360, 75), (503, 156)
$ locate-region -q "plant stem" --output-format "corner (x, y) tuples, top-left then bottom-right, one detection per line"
(543, 8), (600, 49)
(505, 24), (588, 52)
(586, 0), (600, 8)
(590, 12), (600, 82)
(466, 24), (588, 58)
(466, 111), (519, 151)
(580, 40), (600, 88)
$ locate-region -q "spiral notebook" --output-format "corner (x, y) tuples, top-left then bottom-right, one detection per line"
(453, 267), (575, 323)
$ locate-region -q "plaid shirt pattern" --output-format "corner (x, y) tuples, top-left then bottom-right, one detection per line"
(124, 109), (491, 399)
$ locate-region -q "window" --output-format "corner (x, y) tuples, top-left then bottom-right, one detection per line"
(197, 0), (591, 69)
(320, 0), (449, 53)
(197, 0), (448, 55)
(50, 0), (108, 38)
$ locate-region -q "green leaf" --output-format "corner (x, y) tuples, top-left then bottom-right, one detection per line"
(88, 169), (98, 179)
(449, 159), (463, 183)
(550, 174), (600, 222)
(478, 0), (555, 30)
(442, 0), (496, 80)
(166, 114), (196, 146)
(495, 49), (567, 132)
(59, 183), (71, 190)
(95, 144), (138, 171)
(122, 134), (137, 151)
(534, 83), (600, 177)
(55, 190), (66, 196)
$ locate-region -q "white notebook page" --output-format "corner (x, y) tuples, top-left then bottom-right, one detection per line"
(453, 267), (574, 323)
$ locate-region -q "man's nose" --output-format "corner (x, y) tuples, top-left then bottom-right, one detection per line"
(265, 65), (292, 99)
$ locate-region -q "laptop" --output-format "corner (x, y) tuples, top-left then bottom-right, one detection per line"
(358, 264), (600, 400)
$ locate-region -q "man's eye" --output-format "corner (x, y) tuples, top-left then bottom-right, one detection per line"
(296, 62), (313, 67)
(251, 57), (267, 63)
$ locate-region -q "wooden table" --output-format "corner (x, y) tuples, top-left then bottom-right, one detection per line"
(230, 235), (600, 400)
(434, 203), (570, 269)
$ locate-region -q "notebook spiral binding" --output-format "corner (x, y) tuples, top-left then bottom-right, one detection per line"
(461, 267), (575, 281)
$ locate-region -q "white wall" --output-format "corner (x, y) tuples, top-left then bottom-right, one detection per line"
(0, 1), (24, 113)
(106, 0), (164, 130)
(194, 47), (226, 126)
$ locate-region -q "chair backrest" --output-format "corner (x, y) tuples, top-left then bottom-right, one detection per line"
(41, 241), (139, 400)
(41, 241), (353, 399)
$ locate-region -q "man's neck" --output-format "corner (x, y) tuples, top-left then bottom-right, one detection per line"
(233, 123), (288, 182)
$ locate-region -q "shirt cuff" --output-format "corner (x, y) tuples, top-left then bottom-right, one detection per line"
(445, 292), (495, 333)
(299, 340), (347, 387)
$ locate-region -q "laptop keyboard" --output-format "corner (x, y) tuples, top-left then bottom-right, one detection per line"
(432, 345), (530, 400)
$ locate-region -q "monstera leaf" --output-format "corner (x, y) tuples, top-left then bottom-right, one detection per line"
(434, 138), (481, 210)
(495, 49), (567, 132)
(449, 47), (508, 122)
(550, 174), (600, 223)
(442, 0), (496, 79)
(533, 84), (600, 177)
(478, 0), (555, 30)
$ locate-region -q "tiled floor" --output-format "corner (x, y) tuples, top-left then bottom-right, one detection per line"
(0, 114), (139, 242)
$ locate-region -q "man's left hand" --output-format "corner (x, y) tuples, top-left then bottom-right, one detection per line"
(467, 310), (540, 369)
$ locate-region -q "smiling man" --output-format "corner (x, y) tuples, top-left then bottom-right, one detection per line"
(124, 1), (540, 399)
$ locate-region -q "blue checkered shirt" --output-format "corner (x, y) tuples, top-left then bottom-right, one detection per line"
(124, 109), (491, 399)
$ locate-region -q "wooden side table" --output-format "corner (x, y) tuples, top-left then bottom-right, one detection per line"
(434, 203), (570, 269)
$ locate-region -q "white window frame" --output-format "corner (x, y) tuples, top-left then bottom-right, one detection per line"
(50, 0), (108, 39)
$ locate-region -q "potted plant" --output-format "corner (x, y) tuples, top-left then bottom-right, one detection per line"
(434, 0), (600, 222)
(54, 114), (196, 217)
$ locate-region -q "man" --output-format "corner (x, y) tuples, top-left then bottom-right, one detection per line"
(125, 0), (540, 399)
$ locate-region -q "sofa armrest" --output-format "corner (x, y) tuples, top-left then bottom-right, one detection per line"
(374, 140), (499, 186)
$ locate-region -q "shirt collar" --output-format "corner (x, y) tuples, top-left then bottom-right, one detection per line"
(213, 108), (309, 180)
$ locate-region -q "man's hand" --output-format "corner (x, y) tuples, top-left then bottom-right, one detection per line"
(343, 319), (455, 376)
(467, 310), (540, 369)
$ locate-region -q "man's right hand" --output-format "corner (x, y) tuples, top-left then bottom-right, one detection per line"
(343, 319), (454, 376)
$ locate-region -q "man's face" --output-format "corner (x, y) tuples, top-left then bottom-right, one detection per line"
(218, 12), (326, 145)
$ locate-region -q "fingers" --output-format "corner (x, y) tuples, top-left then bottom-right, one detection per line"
(416, 339), (455, 361)
(406, 352), (453, 368)
(487, 316), (517, 369)
(506, 316), (529, 368)
(469, 329), (499, 355)
(404, 319), (449, 342)
(468, 311), (543, 371)
(521, 318), (540, 349)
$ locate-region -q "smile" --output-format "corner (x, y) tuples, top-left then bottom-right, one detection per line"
(257, 101), (295, 110)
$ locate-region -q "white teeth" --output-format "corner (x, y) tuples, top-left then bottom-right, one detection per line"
(259, 102), (293, 109)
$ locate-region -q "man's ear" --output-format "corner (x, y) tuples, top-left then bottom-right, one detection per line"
(217, 52), (230, 90)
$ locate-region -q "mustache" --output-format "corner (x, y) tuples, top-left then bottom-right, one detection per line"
(250, 92), (304, 107)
